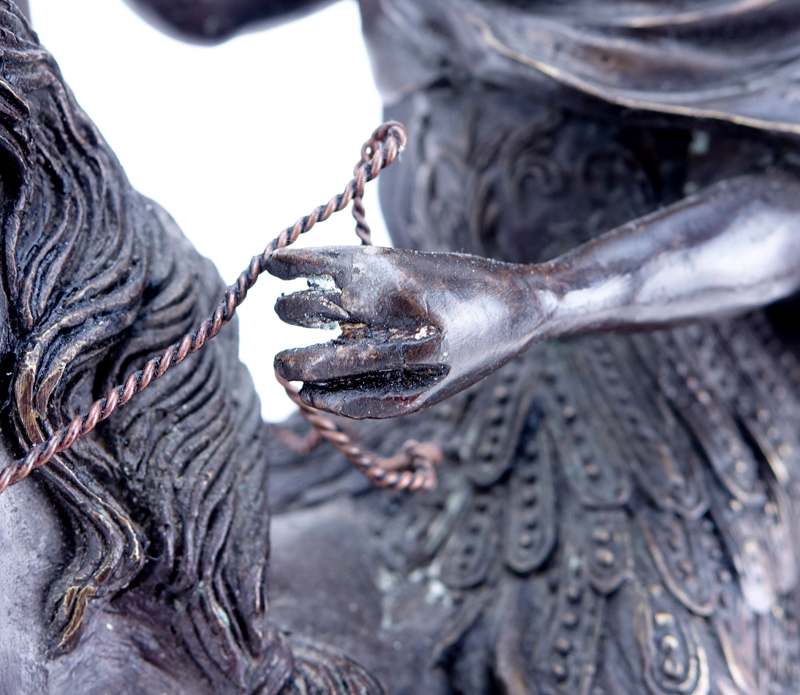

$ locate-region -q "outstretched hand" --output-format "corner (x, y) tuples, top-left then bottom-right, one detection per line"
(267, 176), (800, 420)
(267, 246), (548, 419)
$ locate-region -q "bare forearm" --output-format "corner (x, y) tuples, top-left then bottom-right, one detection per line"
(266, 174), (800, 418)
(531, 175), (800, 340)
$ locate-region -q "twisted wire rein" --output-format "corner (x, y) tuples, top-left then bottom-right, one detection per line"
(0, 121), (440, 495)
(276, 373), (440, 491)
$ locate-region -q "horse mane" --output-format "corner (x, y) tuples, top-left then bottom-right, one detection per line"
(0, 3), (289, 691)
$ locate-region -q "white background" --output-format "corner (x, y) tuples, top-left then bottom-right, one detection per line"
(29, 0), (389, 421)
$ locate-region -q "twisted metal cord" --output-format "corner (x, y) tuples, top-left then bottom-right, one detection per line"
(276, 374), (440, 491)
(0, 121), (441, 495)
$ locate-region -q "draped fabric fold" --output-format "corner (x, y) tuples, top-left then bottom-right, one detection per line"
(365, 0), (800, 133)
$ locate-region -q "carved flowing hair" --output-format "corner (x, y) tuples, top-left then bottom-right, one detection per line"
(0, 4), (293, 692)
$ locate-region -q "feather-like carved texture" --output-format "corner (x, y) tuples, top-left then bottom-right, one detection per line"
(632, 583), (711, 695)
(504, 403), (556, 574)
(543, 343), (632, 508)
(534, 540), (607, 693)
(457, 357), (535, 487)
(263, 79), (800, 693)
(638, 508), (718, 617)
(580, 336), (709, 520)
(263, 86), (800, 694)
(269, 316), (800, 694)
(439, 487), (501, 590)
(714, 575), (760, 695)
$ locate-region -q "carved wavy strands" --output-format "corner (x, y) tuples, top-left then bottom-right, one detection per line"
(504, 403), (556, 575)
(639, 507), (717, 617)
(457, 355), (535, 487)
(645, 330), (765, 506)
(577, 336), (708, 519)
(0, 10), (297, 684)
(280, 637), (388, 695)
(534, 542), (606, 694)
(439, 487), (501, 590)
(0, 10), (166, 656)
(543, 344), (631, 508)
(633, 584), (711, 695)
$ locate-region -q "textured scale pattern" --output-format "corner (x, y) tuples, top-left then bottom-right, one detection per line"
(271, 318), (800, 694)
(268, 82), (800, 692)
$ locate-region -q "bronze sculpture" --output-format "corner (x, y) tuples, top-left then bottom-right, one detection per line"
(3, 0), (800, 693)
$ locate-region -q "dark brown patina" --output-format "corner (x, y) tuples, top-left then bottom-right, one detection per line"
(3, 0), (800, 693)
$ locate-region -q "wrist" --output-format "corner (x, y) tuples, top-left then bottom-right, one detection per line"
(508, 263), (571, 347)
(531, 255), (634, 340)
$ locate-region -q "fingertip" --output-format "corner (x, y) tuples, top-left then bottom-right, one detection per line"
(300, 385), (423, 420)
(266, 247), (351, 281)
(299, 387), (378, 420)
(264, 248), (305, 280)
(274, 290), (349, 328)
(273, 349), (304, 383)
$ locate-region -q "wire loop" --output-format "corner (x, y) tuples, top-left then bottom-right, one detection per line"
(0, 121), (442, 496)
